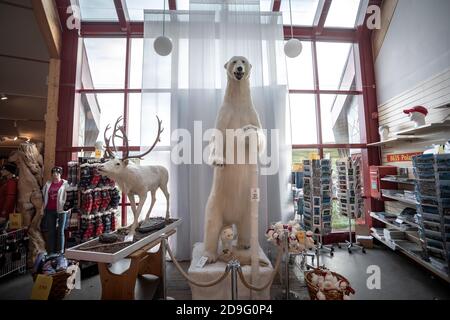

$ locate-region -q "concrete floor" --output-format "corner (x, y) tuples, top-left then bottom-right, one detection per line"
(1, 244), (449, 300)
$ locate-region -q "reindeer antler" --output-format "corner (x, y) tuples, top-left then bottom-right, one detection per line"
(123, 116), (163, 161)
(103, 116), (163, 161)
(103, 124), (115, 159)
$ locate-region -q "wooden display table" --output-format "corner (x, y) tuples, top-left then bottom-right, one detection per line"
(65, 219), (181, 300)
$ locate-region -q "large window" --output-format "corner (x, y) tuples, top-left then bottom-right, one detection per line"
(287, 39), (366, 231)
(68, 0), (372, 230)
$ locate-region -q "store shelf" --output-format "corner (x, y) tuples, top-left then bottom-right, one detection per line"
(399, 246), (450, 283)
(381, 192), (419, 206)
(367, 136), (418, 147)
(396, 120), (450, 136)
(371, 226), (450, 282)
(380, 177), (416, 185)
(370, 228), (397, 250)
(370, 212), (417, 232)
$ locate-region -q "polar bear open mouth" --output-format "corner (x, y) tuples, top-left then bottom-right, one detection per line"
(234, 71), (244, 80)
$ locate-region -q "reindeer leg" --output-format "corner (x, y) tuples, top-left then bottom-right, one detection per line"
(160, 184), (170, 220)
(128, 193), (138, 218)
(144, 190), (156, 221)
(129, 193), (147, 235)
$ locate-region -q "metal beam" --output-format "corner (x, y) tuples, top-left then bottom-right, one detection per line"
(272, 0), (281, 12)
(315, 0), (332, 35)
(284, 26), (357, 42)
(169, 0), (177, 10)
(81, 22), (143, 36)
(80, 22), (357, 42)
(113, 0), (130, 32)
(290, 89), (362, 95)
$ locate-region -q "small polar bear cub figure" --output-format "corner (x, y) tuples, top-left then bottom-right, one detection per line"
(220, 226), (234, 254)
(203, 56), (266, 263)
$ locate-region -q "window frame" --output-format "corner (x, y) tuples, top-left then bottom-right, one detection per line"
(55, 0), (381, 232)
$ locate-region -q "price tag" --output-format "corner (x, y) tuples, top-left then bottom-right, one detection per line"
(9, 213), (22, 229)
(296, 231), (306, 244)
(124, 235), (134, 242)
(196, 256), (208, 268)
(395, 218), (404, 225)
(31, 275), (53, 300)
(251, 188), (260, 202)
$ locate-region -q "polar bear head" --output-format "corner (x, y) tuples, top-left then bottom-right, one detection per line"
(224, 56), (252, 81)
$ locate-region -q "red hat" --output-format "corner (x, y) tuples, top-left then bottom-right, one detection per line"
(403, 106), (428, 116)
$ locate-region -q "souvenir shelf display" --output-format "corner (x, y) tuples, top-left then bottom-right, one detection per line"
(336, 157), (365, 254)
(65, 158), (121, 246)
(302, 159), (334, 256)
(412, 154), (450, 274)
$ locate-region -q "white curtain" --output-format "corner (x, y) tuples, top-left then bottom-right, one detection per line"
(141, 0), (292, 260)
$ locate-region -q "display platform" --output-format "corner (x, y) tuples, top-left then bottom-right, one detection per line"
(65, 218), (181, 263)
(188, 242), (273, 300)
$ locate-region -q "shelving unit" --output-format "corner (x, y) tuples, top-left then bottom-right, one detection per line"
(66, 157), (121, 246)
(367, 136), (418, 147)
(396, 120), (450, 136)
(370, 227), (396, 250)
(412, 154), (450, 277)
(380, 192), (419, 206)
(370, 212), (418, 232)
(381, 177), (416, 185)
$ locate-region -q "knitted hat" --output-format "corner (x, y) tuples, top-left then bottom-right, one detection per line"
(403, 106), (428, 116)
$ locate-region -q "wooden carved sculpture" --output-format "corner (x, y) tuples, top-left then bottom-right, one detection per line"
(8, 143), (44, 266)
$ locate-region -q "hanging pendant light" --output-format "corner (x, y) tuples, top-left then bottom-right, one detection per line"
(284, 0), (302, 58)
(154, 0), (173, 56)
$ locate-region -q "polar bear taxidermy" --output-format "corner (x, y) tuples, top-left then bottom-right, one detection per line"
(203, 56), (266, 263)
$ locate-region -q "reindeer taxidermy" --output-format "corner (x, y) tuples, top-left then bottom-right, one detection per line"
(99, 116), (170, 235)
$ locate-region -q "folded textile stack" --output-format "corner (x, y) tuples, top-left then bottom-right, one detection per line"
(413, 154), (450, 273)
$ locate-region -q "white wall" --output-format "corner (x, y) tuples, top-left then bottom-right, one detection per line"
(375, 0), (450, 105)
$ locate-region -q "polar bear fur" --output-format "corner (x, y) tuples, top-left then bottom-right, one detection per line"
(203, 56), (265, 263)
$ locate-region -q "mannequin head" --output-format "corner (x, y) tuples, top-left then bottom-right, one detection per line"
(51, 166), (63, 183)
(403, 106), (428, 128)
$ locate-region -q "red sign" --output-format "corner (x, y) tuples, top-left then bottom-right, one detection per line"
(386, 152), (422, 162)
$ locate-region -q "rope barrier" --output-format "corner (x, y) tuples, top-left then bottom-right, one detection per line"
(165, 242), (283, 292)
(237, 247), (283, 291)
(165, 243), (231, 287)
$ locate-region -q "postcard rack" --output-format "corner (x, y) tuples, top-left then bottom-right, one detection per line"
(303, 159), (334, 257)
(336, 157), (365, 254)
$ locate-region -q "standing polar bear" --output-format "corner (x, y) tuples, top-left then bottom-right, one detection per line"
(203, 56), (265, 263)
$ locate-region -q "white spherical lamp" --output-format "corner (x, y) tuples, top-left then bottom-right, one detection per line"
(284, 38), (303, 58)
(154, 36), (172, 56)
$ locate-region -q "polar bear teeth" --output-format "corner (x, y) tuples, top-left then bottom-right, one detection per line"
(234, 72), (244, 80)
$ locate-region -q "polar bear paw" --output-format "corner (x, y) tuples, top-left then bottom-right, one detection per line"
(204, 251), (218, 263)
(242, 124), (259, 132)
(210, 156), (225, 167)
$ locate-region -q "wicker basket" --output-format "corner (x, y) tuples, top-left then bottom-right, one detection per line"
(305, 268), (355, 300)
(32, 263), (78, 300)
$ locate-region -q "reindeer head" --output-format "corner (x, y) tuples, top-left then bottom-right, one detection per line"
(98, 116), (164, 178)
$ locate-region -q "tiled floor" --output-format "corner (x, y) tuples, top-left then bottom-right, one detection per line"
(1, 244), (449, 300)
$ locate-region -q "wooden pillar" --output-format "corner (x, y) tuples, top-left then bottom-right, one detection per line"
(43, 59), (61, 181)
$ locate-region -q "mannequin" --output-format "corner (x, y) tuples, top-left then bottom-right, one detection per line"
(0, 162), (18, 220)
(41, 166), (69, 254)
